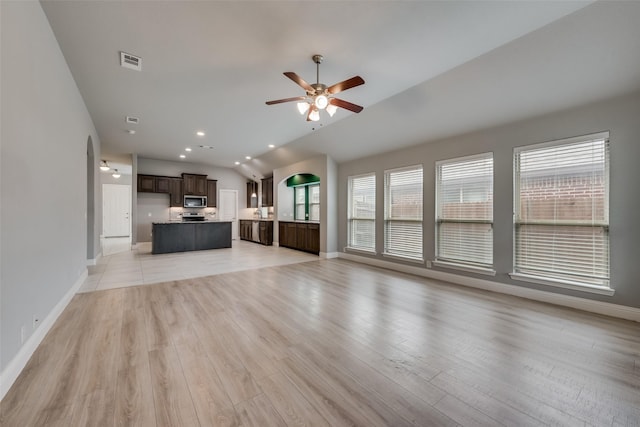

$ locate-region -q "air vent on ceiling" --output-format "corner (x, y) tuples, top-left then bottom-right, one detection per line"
(125, 116), (139, 124)
(199, 145), (214, 149)
(120, 52), (142, 71)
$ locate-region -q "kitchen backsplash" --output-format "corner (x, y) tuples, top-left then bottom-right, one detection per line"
(170, 207), (217, 220)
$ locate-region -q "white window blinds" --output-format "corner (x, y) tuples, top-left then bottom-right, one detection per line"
(436, 153), (493, 267)
(347, 173), (376, 251)
(384, 165), (423, 260)
(514, 133), (610, 287)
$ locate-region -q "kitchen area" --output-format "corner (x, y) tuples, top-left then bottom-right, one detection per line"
(135, 157), (321, 256)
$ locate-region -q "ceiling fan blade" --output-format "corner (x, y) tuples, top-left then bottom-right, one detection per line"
(284, 72), (314, 92)
(265, 96), (307, 105)
(327, 76), (365, 95)
(329, 97), (364, 113)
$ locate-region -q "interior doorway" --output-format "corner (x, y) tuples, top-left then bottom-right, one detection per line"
(102, 184), (131, 237)
(86, 136), (96, 261)
(218, 189), (238, 240)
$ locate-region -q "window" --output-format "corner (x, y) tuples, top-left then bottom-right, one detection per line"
(384, 165), (423, 260)
(347, 173), (376, 252)
(436, 153), (493, 269)
(309, 184), (320, 221)
(294, 183), (320, 221)
(513, 132), (610, 288)
(295, 186), (306, 220)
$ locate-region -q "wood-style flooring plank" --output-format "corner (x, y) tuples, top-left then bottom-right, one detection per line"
(148, 345), (200, 426)
(3, 258), (640, 426)
(114, 286), (156, 427)
(234, 393), (287, 427)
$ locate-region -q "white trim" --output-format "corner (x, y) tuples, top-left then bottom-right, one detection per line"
(344, 247), (377, 256)
(338, 252), (640, 323)
(513, 130), (610, 153)
(432, 260), (496, 276)
(0, 269), (88, 401)
(509, 273), (614, 296)
(320, 251), (339, 259)
(86, 251), (102, 266)
(273, 241), (280, 247)
(382, 252), (424, 264)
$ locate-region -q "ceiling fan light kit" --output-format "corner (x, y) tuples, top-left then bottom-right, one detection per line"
(266, 54), (365, 122)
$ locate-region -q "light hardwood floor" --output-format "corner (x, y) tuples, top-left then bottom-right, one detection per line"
(2, 258), (640, 426)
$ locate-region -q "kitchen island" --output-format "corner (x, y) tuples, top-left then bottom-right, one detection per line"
(151, 221), (232, 254)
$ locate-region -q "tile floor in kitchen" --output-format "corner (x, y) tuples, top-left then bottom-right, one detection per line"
(79, 237), (319, 293)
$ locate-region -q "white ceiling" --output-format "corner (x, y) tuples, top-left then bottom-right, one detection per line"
(40, 1), (640, 178)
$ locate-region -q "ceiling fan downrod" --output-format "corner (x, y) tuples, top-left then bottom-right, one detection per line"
(312, 54), (323, 86)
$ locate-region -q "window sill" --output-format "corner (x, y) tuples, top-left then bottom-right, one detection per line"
(345, 247), (377, 256)
(432, 260), (496, 276)
(509, 273), (614, 296)
(382, 252), (424, 264)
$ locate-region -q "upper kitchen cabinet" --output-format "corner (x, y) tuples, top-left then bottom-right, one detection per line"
(137, 174), (156, 192)
(207, 180), (217, 207)
(138, 174), (169, 193)
(169, 178), (183, 207)
(261, 176), (273, 207)
(182, 173), (207, 196)
(246, 182), (258, 208)
(156, 177), (170, 193)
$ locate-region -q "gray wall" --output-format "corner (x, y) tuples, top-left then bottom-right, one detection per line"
(338, 90), (640, 309)
(1, 1), (101, 372)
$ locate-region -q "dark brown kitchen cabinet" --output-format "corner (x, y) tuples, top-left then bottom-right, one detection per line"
(239, 220), (252, 241)
(207, 180), (217, 207)
(259, 221), (273, 246)
(137, 174), (156, 192)
(138, 174), (170, 193)
(261, 176), (273, 207)
(246, 182), (258, 208)
(239, 220), (272, 245)
(169, 178), (183, 207)
(182, 173), (207, 196)
(306, 223), (320, 253)
(279, 221), (319, 255)
(156, 177), (170, 193)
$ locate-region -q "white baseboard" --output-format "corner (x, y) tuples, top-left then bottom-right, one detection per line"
(338, 252), (640, 323)
(0, 269), (88, 401)
(320, 251), (339, 259)
(86, 251), (102, 266)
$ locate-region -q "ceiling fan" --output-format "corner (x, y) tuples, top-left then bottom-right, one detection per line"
(266, 54), (365, 122)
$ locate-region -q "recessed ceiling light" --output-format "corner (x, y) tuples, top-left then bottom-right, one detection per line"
(185, 147), (192, 152)
(179, 154), (186, 159)
(245, 156), (251, 160)
(234, 161), (240, 165)
(127, 129), (136, 134)
(196, 131), (205, 137)
(268, 144), (275, 148)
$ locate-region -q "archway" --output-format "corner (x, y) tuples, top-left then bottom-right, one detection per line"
(86, 136), (96, 261)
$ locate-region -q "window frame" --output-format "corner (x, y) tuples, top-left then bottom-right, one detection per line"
(383, 164), (424, 262)
(434, 152), (495, 274)
(293, 183), (320, 222)
(347, 172), (376, 253)
(510, 131), (612, 294)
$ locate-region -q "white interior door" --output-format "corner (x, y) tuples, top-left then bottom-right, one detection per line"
(103, 184), (131, 237)
(218, 189), (238, 240)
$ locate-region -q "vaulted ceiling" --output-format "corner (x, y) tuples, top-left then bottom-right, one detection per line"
(41, 1), (640, 178)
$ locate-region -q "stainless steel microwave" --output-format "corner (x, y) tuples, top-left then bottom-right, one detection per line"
(184, 195), (207, 208)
